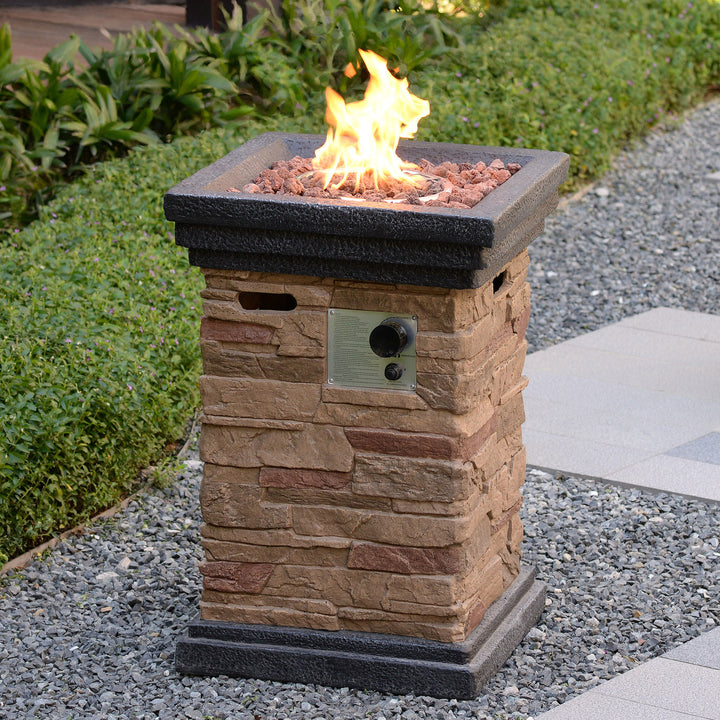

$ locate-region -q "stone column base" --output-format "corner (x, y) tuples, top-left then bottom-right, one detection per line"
(176, 565), (544, 699)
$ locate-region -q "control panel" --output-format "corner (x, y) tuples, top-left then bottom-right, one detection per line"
(327, 309), (417, 391)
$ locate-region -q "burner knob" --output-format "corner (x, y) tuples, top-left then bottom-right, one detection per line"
(384, 363), (404, 381)
(369, 318), (409, 357)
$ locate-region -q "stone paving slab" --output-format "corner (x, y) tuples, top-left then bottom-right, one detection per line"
(664, 628), (720, 670)
(528, 310), (720, 719)
(537, 628), (720, 719)
(534, 691), (705, 720)
(524, 308), (720, 503)
(536, 654), (720, 720)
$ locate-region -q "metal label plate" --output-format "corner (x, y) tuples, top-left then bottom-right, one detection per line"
(327, 309), (417, 391)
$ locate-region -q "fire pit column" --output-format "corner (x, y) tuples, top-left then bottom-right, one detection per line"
(165, 132), (569, 699)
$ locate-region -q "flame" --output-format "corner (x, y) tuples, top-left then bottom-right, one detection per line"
(312, 49), (430, 192)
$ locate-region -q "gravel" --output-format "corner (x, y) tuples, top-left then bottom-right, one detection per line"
(2, 99), (720, 719)
(1, 458), (718, 720)
(526, 98), (720, 353)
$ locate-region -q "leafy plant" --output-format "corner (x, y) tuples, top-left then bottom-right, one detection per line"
(2, 0), (720, 562)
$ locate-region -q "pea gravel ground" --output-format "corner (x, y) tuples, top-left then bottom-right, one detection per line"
(1, 98), (719, 720)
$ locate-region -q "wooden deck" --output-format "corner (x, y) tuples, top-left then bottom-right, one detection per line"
(0, 3), (186, 61)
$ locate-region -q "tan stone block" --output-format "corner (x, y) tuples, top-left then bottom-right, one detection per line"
(200, 317), (275, 345)
(321, 384), (428, 411)
(201, 341), (266, 378)
(199, 422), (354, 472)
(199, 376), (321, 421)
(344, 414), (494, 463)
(200, 600), (340, 631)
(383, 573), (457, 606)
(202, 299), (284, 327)
(292, 497), (487, 548)
(486, 323), (522, 370)
(379, 598), (464, 619)
(203, 270), (333, 303)
(199, 475), (291, 529)
(416, 364), (493, 414)
(348, 512), (491, 580)
(500, 376), (529, 407)
(491, 498), (523, 535)
(495, 392), (525, 441)
(259, 467), (351, 490)
(264, 487), (393, 511)
(415, 313), (494, 362)
(462, 555), (504, 634)
(347, 542), (464, 575)
(499, 517), (522, 588)
(390, 493), (481, 518)
(200, 288), (239, 302)
(203, 463), (260, 485)
(260, 565), (355, 606)
(509, 512), (523, 551)
(507, 282), (531, 323)
(330, 286), (491, 333)
(491, 341), (527, 405)
(352, 453), (474, 503)
(202, 268), (252, 284)
(275, 311), (326, 358)
(200, 523), (352, 550)
(512, 305), (532, 342)
(199, 561), (274, 593)
(202, 301), (326, 358)
(508, 446), (527, 495)
(221, 280), (333, 309)
(505, 267), (529, 298)
(337, 608), (463, 643)
(291, 567), (461, 611)
(203, 538), (349, 567)
(415, 340), (495, 380)
(468, 434), (504, 488)
(314, 401), (465, 437)
(202, 592), (338, 617)
(201, 342), (326, 383)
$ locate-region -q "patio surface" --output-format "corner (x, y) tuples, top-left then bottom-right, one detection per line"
(525, 308), (720, 719)
(524, 307), (720, 502)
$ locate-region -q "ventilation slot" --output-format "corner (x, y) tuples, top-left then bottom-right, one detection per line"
(492, 271), (508, 295)
(238, 292), (297, 311)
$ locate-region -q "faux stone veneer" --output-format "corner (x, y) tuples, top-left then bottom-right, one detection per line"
(166, 133), (569, 697)
(194, 252), (531, 644)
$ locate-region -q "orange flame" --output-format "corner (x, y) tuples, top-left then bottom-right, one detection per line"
(312, 49), (431, 192)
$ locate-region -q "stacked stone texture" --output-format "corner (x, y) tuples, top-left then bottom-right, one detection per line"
(197, 250), (531, 644)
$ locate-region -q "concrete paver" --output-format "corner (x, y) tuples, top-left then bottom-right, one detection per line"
(664, 628), (720, 670)
(524, 308), (720, 501)
(527, 309), (720, 719)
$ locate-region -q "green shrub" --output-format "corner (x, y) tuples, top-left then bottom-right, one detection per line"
(0, 114), (320, 562)
(3, 0), (720, 562)
(0, 2), (460, 232)
(415, 0), (720, 189)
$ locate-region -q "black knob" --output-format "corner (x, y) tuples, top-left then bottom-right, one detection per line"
(384, 363), (404, 381)
(369, 319), (408, 357)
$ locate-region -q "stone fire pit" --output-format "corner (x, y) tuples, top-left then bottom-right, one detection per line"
(164, 132), (569, 699)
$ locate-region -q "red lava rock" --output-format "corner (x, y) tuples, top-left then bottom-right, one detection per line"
(240, 154), (519, 209)
(489, 168), (511, 183)
(283, 177), (305, 195)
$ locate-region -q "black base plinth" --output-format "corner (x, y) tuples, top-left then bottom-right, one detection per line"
(175, 565), (545, 699)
